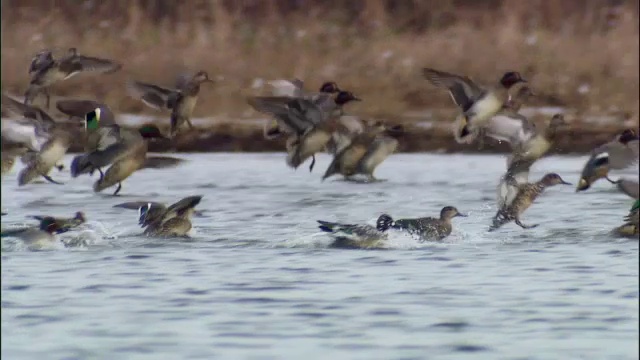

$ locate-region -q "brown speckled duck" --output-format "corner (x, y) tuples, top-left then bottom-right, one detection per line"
(490, 159), (571, 231)
(25, 47), (122, 108)
(391, 206), (467, 242)
(127, 71), (214, 138)
(114, 196), (202, 237)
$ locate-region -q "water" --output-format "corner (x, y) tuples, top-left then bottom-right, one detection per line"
(2, 153), (638, 360)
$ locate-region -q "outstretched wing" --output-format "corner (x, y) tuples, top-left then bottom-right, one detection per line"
(423, 68), (485, 112)
(126, 81), (176, 110)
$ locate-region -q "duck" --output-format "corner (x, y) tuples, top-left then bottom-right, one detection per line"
(25, 47), (122, 108)
(317, 214), (395, 249)
(391, 206), (467, 242)
(1, 216), (68, 250)
(286, 117), (382, 172)
(126, 71), (215, 138)
(322, 122), (403, 182)
(490, 159), (572, 231)
(113, 195), (202, 237)
(486, 113), (567, 167)
(248, 89), (360, 139)
(576, 129), (639, 192)
(29, 211), (86, 233)
(70, 108), (185, 195)
(28, 49), (54, 76)
(1, 94), (76, 185)
(260, 80), (342, 138)
(423, 68), (532, 145)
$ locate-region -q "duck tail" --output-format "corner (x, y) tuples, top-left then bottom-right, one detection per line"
(452, 115), (477, 144)
(376, 214), (395, 231)
(286, 149), (303, 169)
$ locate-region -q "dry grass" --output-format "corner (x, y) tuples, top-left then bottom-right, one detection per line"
(1, 0), (639, 127)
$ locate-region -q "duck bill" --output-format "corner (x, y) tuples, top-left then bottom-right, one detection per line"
(561, 180), (572, 186)
(352, 96), (362, 102)
(456, 213), (468, 217)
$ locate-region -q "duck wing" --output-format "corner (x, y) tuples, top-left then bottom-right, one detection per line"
(142, 156), (186, 169)
(422, 68), (485, 112)
(126, 81), (176, 110)
(595, 138), (639, 170)
(56, 100), (116, 125)
(113, 201), (166, 211)
(66, 55), (122, 74)
(247, 96), (312, 134)
(617, 178), (639, 199)
(166, 196), (203, 218)
(484, 111), (536, 148)
(497, 158), (534, 208)
(266, 79), (305, 97)
(2, 94), (56, 125)
(1, 118), (50, 152)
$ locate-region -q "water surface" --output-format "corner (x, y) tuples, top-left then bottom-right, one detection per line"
(2, 153), (638, 359)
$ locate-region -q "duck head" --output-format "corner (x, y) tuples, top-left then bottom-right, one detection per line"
(500, 71), (527, 89)
(334, 91), (362, 106)
(541, 173), (572, 187)
(576, 151), (613, 192)
(138, 124), (168, 140)
(385, 124), (405, 136)
(440, 206), (467, 220)
(84, 108), (101, 131)
(319, 81), (341, 93)
(74, 211), (86, 223)
(376, 214), (395, 231)
(193, 71), (215, 84)
(618, 129), (639, 145)
(138, 202), (153, 226)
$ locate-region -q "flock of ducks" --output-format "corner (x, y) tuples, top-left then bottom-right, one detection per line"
(0, 47), (638, 250)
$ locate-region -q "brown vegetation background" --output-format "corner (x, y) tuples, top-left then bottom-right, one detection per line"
(1, 0), (639, 152)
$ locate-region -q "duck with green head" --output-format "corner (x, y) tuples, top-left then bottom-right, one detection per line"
(1, 216), (68, 250)
(70, 107), (186, 195)
(29, 211), (86, 233)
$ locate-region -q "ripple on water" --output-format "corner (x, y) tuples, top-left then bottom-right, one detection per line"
(1, 153), (638, 359)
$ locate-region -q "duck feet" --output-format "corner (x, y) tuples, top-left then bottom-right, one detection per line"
(516, 219), (539, 229)
(309, 155), (316, 173)
(43, 175), (63, 185)
(113, 183), (122, 196)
